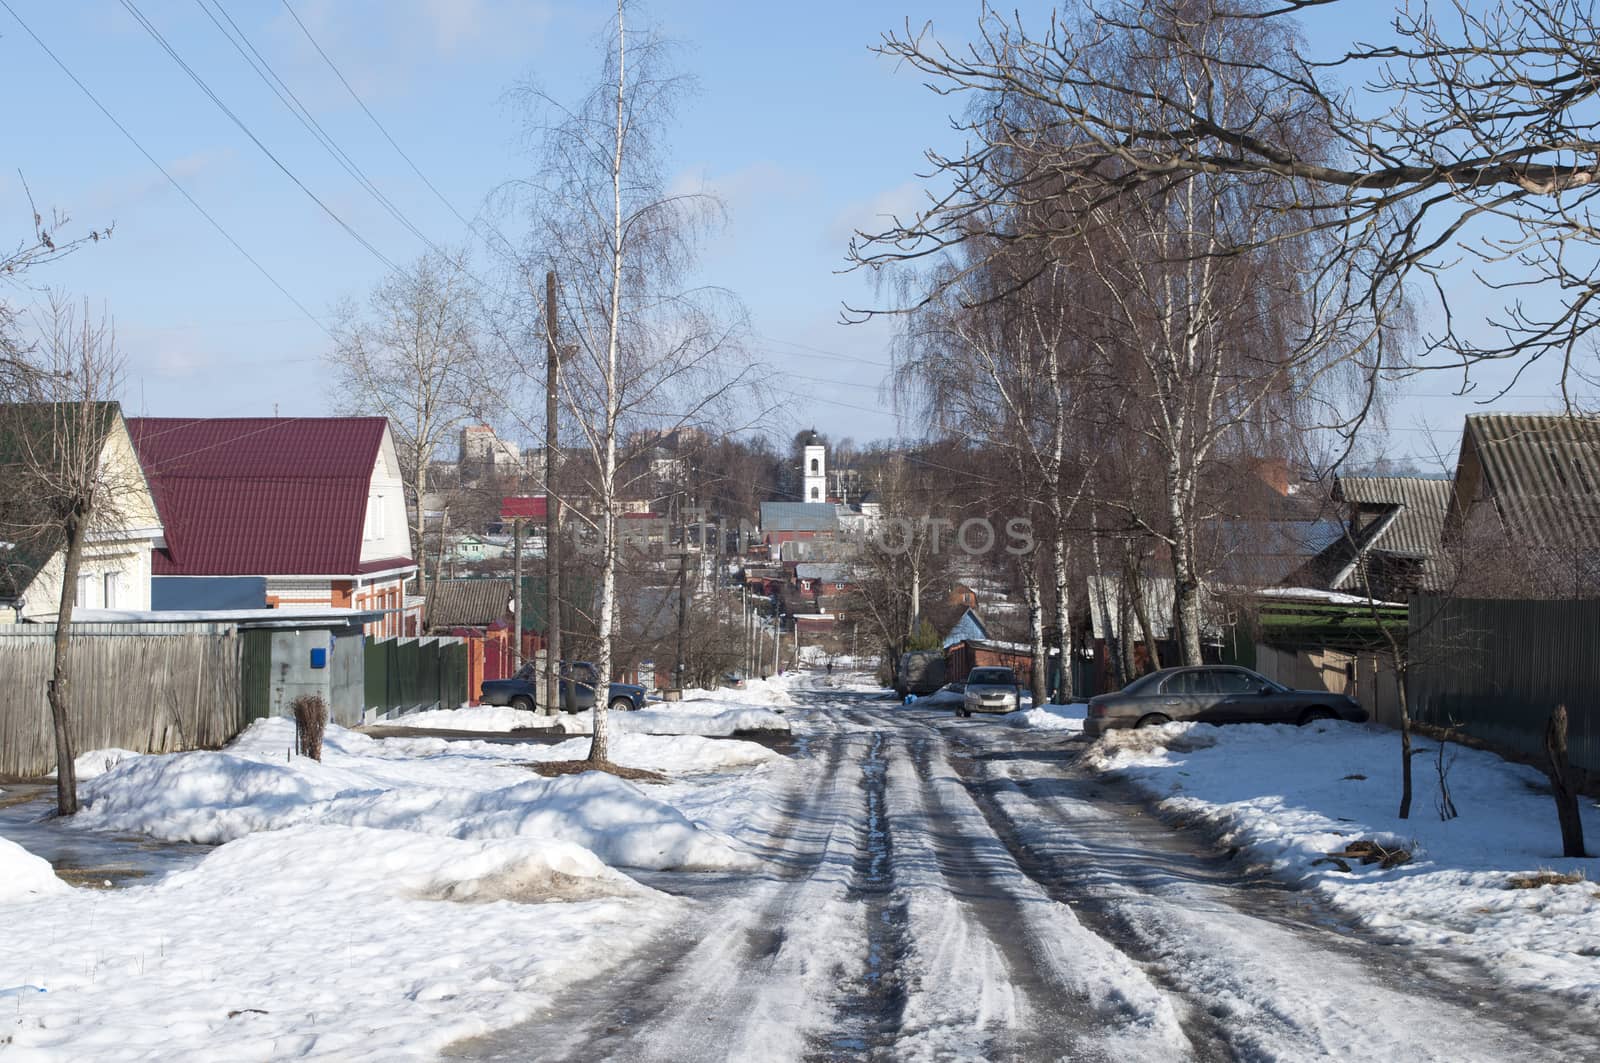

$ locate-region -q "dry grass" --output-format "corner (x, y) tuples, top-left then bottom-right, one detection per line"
(1312, 839), (1413, 873)
(524, 759), (667, 784)
(1507, 869), (1587, 890)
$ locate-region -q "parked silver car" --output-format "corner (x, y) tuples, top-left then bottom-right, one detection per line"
(959, 667), (1021, 716)
(1083, 666), (1366, 737)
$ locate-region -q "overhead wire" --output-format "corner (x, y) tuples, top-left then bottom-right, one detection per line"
(278, 0), (524, 265)
(0, 0), (335, 341)
(193, 0), (448, 261)
(116, 0), (403, 273)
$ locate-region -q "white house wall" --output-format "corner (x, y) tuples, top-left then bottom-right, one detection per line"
(16, 534), (157, 620)
(360, 427), (413, 565)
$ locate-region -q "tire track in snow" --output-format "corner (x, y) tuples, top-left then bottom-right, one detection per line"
(939, 726), (1593, 1062)
(807, 730), (911, 1061)
(447, 731), (866, 1062)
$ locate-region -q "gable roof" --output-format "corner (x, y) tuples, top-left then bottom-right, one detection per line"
(428, 578), (513, 628)
(1336, 476), (1453, 560)
(127, 417), (396, 577)
(1458, 413), (1600, 552)
(942, 607), (989, 649)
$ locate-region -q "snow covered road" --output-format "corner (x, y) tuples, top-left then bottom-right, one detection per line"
(448, 677), (1600, 1062)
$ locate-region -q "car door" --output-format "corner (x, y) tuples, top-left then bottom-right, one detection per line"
(1212, 668), (1268, 723)
(1157, 670), (1217, 722)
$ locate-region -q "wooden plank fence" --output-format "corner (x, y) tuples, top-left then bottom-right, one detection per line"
(0, 623), (243, 778)
(1409, 596), (1600, 774)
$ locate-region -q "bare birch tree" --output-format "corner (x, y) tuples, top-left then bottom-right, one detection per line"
(327, 249), (486, 592)
(0, 299), (137, 815)
(512, 0), (750, 768)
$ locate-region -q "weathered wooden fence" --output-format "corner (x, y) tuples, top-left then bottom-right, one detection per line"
(364, 636), (468, 717)
(0, 623), (243, 778)
(1408, 596), (1599, 773)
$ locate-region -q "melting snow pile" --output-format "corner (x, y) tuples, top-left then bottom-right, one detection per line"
(1005, 703), (1086, 732)
(71, 718), (762, 871)
(395, 700), (788, 737)
(1087, 720), (1600, 1002)
(0, 836), (67, 902)
(0, 825), (678, 1061)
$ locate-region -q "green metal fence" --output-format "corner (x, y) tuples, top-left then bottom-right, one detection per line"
(363, 636), (468, 717)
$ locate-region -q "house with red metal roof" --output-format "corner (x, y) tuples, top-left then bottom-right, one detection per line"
(126, 417), (419, 636)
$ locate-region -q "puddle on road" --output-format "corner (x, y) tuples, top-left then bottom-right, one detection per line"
(0, 782), (212, 890)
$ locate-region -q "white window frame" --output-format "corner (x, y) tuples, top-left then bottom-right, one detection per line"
(104, 571), (122, 609)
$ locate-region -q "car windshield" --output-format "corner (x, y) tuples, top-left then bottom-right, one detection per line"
(968, 668), (1014, 685)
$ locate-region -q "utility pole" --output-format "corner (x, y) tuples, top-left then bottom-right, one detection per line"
(511, 517), (523, 670)
(741, 581), (749, 678)
(793, 619), (800, 671)
(544, 270), (563, 715)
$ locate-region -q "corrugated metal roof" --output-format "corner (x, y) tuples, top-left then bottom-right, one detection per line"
(794, 563), (849, 581)
(128, 417), (393, 577)
(1337, 476), (1452, 559)
(760, 501), (839, 533)
(428, 578), (512, 628)
(1464, 413), (1600, 551)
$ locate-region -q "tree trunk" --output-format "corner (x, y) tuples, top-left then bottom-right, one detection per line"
(1051, 519), (1071, 701)
(587, 0), (626, 767)
(544, 272), (563, 716)
(48, 511), (85, 816)
(1545, 705), (1589, 857)
(1126, 547), (1161, 673)
(1023, 556), (1048, 707)
(1166, 461), (1204, 665)
(1088, 515), (1124, 690)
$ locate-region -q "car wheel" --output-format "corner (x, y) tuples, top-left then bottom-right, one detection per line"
(958, 707), (970, 717)
(510, 695), (535, 713)
(1298, 707), (1336, 726)
(1136, 712), (1172, 728)
(609, 697), (635, 713)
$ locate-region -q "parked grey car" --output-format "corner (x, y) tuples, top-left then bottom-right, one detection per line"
(960, 666), (1021, 717)
(1083, 666), (1366, 737)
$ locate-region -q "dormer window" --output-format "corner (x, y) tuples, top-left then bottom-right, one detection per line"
(366, 496), (386, 540)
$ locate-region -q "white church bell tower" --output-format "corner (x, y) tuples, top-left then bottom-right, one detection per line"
(803, 435), (827, 503)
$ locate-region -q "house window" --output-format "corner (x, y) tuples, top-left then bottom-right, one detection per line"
(104, 571), (122, 609)
(810, 487), (819, 500)
(365, 496), (386, 540)
(75, 574), (92, 608)
(810, 458), (818, 473)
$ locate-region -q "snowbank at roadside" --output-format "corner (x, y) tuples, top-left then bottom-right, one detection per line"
(525, 732), (778, 773)
(388, 704), (547, 732)
(0, 835), (67, 902)
(72, 718), (760, 870)
(1086, 721), (1600, 1003)
(0, 825), (678, 1061)
(393, 700), (789, 737)
(1005, 703), (1086, 732)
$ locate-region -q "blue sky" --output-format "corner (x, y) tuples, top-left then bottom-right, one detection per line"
(0, 0), (1584, 469)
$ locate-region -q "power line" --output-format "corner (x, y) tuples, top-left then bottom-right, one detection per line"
(194, 0), (447, 260)
(0, 0), (334, 340)
(278, 0), (522, 264)
(117, 0), (401, 273)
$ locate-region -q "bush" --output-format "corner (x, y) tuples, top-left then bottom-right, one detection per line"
(292, 693), (327, 762)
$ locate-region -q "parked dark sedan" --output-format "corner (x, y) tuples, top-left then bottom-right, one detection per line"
(480, 660), (647, 714)
(1083, 666), (1366, 737)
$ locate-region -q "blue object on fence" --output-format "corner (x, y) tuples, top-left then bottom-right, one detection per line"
(309, 647), (327, 669)
(904, 694), (914, 704)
